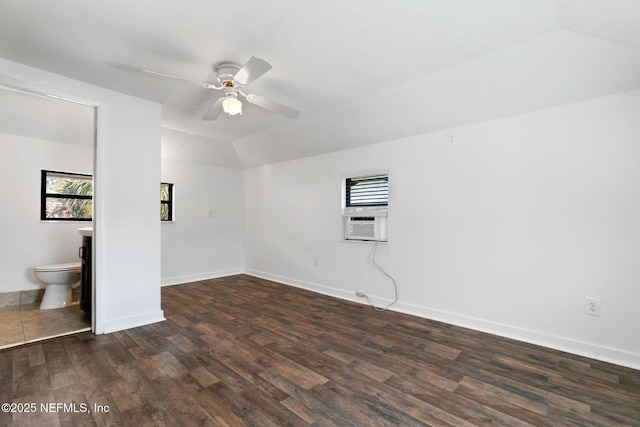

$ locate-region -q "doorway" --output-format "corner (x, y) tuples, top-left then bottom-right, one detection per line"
(0, 86), (96, 348)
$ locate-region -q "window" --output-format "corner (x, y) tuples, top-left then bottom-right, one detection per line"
(161, 183), (174, 221)
(342, 170), (389, 242)
(345, 174), (388, 207)
(41, 170), (93, 221)
(41, 172), (174, 221)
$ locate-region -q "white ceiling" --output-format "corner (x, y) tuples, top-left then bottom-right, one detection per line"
(0, 87), (95, 146)
(1, 0), (639, 167)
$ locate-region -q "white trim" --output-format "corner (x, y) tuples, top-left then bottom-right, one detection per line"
(394, 302), (640, 371)
(246, 269), (357, 301)
(102, 310), (165, 334)
(161, 268), (245, 286)
(0, 74), (104, 334)
(0, 75), (102, 108)
(244, 269), (640, 371)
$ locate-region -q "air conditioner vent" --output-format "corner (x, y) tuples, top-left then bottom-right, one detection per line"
(344, 215), (387, 242)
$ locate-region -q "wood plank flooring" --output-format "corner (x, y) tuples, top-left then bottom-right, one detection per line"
(1, 274), (639, 426)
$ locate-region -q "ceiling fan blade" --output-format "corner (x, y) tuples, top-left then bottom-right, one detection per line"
(141, 69), (219, 89)
(245, 94), (299, 118)
(202, 97), (224, 121)
(233, 57), (272, 86)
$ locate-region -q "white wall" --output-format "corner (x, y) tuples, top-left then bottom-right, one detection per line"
(245, 88), (640, 369)
(0, 58), (164, 334)
(161, 157), (245, 285)
(0, 134), (93, 292)
(97, 95), (163, 334)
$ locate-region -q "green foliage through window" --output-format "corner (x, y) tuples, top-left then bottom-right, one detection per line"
(161, 183), (174, 221)
(41, 171), (174, 222)
(41, 170), (93, 221)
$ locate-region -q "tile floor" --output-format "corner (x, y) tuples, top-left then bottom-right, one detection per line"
(0, 303), (91, 349)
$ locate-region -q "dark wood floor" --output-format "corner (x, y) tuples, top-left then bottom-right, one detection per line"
(1, 274), (639, 426)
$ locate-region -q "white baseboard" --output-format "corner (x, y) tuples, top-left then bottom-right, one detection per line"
(102, 310), (165, 334)
(161, 268), (244, 287)
(246, 269), (357, 301)
(245, 269), (640, 371)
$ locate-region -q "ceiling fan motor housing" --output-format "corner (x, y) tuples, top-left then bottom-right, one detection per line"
(144, 57), (297, 121)
(214, 62), (242, 86)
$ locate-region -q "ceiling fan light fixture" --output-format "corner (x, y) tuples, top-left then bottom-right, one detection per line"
(222, 92), (242, 116)
(148, 57), (299, 121)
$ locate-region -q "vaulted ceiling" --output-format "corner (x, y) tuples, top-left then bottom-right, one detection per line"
(1, 0), (640, 168)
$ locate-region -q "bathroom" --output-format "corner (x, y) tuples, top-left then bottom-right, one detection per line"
(0, 87), (94, 348)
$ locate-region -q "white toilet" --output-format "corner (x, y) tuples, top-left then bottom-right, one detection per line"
(34, 262), (81, 310)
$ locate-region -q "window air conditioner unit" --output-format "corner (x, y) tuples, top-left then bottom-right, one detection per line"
(344, 215), (387, 242)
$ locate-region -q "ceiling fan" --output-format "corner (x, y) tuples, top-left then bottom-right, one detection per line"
(142, 57), (299, 120)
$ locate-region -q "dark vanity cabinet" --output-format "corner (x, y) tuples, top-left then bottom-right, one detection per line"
(80, 235), (92, 314)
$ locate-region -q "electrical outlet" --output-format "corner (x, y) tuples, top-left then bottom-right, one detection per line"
(447, 132), (457, 146)
(585, 297), (602, 316)
(313, 257), (319, 267)
(356, 290), (366, 297)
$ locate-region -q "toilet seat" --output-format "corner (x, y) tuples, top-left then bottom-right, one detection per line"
(34, 262), (81, 273)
